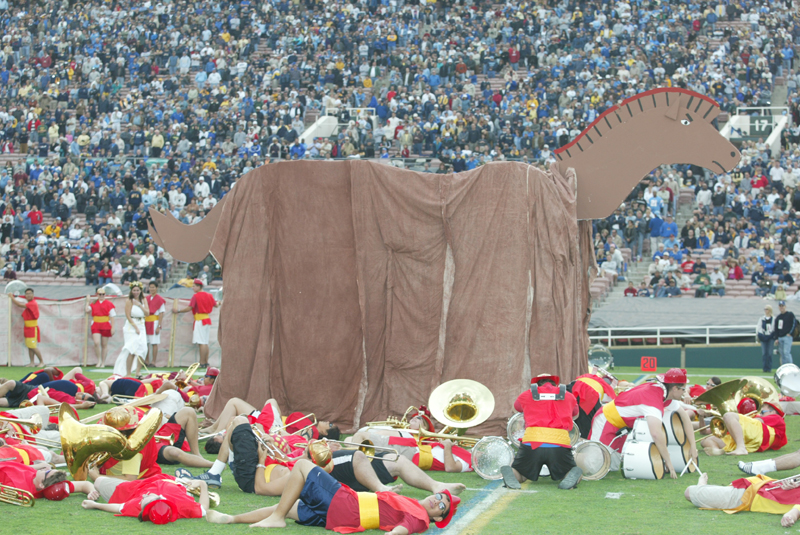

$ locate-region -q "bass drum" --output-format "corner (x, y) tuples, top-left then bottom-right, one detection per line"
(573, 440), (612, 480)
(621, 438), (665, 480)
(506, 413), (524, 449)
(775, 364), (800, 397)
(472, 436), (516, 480)
(662, 410), (686, 446)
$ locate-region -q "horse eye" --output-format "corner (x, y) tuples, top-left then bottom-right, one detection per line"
(681, 119), (691, 126)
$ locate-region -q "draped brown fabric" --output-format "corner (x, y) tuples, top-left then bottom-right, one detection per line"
(205, 160), (592, 434)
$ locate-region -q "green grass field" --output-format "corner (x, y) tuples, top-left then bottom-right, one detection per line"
(3, 365), (800, 534)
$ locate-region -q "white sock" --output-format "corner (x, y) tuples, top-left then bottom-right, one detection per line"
(750, 459), (777, 475)
(209, 460), (226, 476)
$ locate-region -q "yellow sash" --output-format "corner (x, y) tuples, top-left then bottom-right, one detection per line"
(76, 383), (84, 393)
(602, 401), (627, 429)
(143, 383), (154, 396)
(24, 320), (38, 327)
(357, 492), (380, 530)
(577, 377), (604, 396)
(93, 316), (110, 323)
(263, 464), (277, 484)
(145, 315), (159, 322)
(417, 444), (433, 470)
(194, 313), (210, 321)
(11, 447), (31, 465)
(521, 427), (571, 446)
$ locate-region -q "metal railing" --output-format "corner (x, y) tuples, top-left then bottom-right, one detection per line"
(588, 324), (757, 346)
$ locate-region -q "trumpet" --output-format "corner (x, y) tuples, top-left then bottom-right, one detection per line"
(760, 473), (800, 493)
(330, 439), (400, 462)
(0, 414), (43, 435)
(366, 406), (418, 429)
(0, 429), (62, 449)
(0, 483), (34, 507)
(251, 426), (293, 463)
(410, 428), (481, 448)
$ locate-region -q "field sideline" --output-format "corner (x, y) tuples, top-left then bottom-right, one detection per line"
(2, 365), (799, 535)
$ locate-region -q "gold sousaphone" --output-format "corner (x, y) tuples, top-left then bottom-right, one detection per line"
(694, 377), (780, 439)
(428, 379), (495, 430)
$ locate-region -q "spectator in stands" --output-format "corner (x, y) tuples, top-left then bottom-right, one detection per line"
(637, 281), (652, 298)
(709, 267), (726, 297)
(86, 264), (100, 287)
(710, 242), (727, 260)
(648, 211), (663, 254)
(683, 229), (698, 250)
(776, 301), (797, 365)
(696, 184), (712, 210)
(623, 281), (637, 297)
(120, 266), (139, 286)
(141, 259), (160, 283)
(725, 258), (745, 280)
(682, 252), (696, 274)
(694, 268), (714, 298)
(697, 230), (711, 250)
(657, 279), (681, 298)
(98, 263), (114, 285)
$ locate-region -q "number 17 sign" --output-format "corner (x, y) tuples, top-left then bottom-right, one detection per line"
(641, 356), (657, 372)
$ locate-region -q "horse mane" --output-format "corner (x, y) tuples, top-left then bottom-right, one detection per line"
(554, 88), (719, 157)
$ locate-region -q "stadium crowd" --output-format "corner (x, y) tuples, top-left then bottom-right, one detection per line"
(0, 0), (796, 292)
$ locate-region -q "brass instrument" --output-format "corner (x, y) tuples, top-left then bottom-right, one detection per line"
(428, 379), (495, 430)
(322, 439), (400, 462)
(694, 377), (779, 441)
(155, 435), (174, 445)
(273, 413), (316, 436)
(175, 363), (201, 389)
(412, 428), (481, 448)
(366, 406), (417, 429)
(59, 404), (128, 481)
(250, 426), (293, 463)
(82, 393), (168, 424)
(0, 414), (43, 434)
(0, 483), (35, 507)
(0, 429), (62, 449)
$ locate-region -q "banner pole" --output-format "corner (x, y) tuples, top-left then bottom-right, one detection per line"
(7, 296), (12, 367)
(169, 299), (178, 367)
(83, 296), (90, 367)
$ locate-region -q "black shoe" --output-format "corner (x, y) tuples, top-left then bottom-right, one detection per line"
(558, 467), (583, 490)
(501, 466), (521, 489)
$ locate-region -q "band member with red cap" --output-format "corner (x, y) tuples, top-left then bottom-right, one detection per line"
(588, 368), (697, 479)
(81, 476), (210, 524)
(144, 281), (166, 366)
(567, 370), (617, 439)
(0, 463), (98, 500)
(206, 458), (459, 533)
(186, 367), (219, 397)
(502, 373), (582, 490)
(685, 471), (800, 527)
(175, 279), (219, 369)
(701, 400), (787, 456)
(86, 288), (117, 367)
(8, 289), (44, 367)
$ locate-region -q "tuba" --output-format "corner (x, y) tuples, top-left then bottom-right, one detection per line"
(59, 403), (127, 481)
(695, 378), (780, 439)
(428, 379), (495, 430)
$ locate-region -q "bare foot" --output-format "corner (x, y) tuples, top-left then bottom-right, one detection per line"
(697, 473), (708, 486)
(207, 510), (233, 524)
(249, 515), (287, 529)
(726, 449), (748, 456)
(433, 482), (467, 496)
(377, 483), (403, 493)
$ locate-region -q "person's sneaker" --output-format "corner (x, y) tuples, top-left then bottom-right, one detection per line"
(738, 461), (755, 476)
(190, 471), (222, 489)
(500, 465), (521, 489)
(558, 467), (583, 490)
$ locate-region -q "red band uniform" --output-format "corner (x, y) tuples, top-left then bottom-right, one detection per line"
(90, 299), (117, 337)
(567, 374), (616, 439)
(21, 299), (40, 349)
(589, 382), (670, 452)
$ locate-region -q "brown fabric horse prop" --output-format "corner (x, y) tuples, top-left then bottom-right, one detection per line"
(148, 88), (740, 432)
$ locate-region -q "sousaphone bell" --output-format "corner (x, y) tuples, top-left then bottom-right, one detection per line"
(428, 379), (495, 429)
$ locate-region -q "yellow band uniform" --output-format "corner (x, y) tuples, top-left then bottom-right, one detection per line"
(194, 313), (210, 321)
(602, 401), (626, 429)
(93, 316), (110, 323)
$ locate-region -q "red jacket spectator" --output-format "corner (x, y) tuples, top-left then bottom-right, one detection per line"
(508, 47), (520, 64)
(28, 210), (42, 225)
(751, 175), (768, 189)
(727, 264), (744, 280)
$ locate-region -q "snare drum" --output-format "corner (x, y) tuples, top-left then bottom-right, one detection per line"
(573, 440), (612, 480)
(569, 422), (582, 446)
(775, 364), (800, 397)
(621, 438), (665, 480)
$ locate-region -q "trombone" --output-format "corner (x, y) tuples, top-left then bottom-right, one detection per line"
(251, 426), (293, 463)
(366, 406), (418, 429)
(0, 414), (43, 434)
(409, 428), (481, 448)
(327, 439), (400, 462)
(0, 483), (34, 507)
(0, 429), (62, 449)
(273, 413), (317, 436)
(175, 363), (201, 389)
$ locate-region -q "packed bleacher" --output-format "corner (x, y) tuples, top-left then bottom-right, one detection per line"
(0, 0), (797, 293)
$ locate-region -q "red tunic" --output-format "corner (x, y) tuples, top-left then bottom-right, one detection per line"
(327, 485), (430, 534)
(100, 438), (163, 479)
(758, 414), (787, 452)
(0, 462), (43, 498)
(386, 437), (472, 471)
(90, 300), (116, 334)
(135, 379), (163, 398)
(0, 444), (45, 465)
(514, 384), (578, 448)
(155, 422), (191, 452)
(571, 375), (616, 414)
(71, 373), (96, 395)
(107, 473), (174, 502)
(145, 294), (166, 334)
(189, 292), (215, 325)
(114, 479), (202, 521)
(22, 300), (40, 341)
